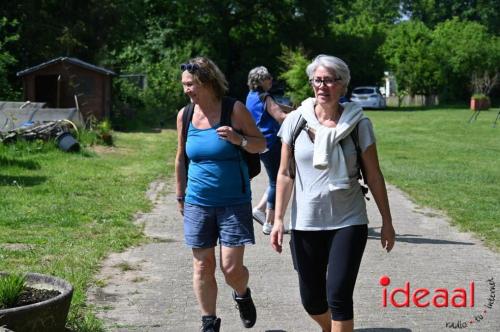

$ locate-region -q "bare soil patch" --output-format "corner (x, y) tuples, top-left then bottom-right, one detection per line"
(2, 287), (60, 309)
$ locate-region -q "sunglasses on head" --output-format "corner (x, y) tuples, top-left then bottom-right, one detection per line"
(180, 63), (200, 73)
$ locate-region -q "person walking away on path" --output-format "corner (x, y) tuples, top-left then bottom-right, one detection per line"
(270, 54), (395, 332)
(245, 66), (293, 235)
(175, 56), (266, 332)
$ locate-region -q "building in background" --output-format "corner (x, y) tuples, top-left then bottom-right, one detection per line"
(17, 57), (116, 120)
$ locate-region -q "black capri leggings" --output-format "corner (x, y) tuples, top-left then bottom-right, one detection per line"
(290, 224), (368, 321)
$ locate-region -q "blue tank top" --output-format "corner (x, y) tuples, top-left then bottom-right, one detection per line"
(185, 121), (251, 206)
(246, 90), (281, 149)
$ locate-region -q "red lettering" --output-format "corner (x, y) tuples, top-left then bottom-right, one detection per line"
(451, 288), (467, 307)
(412, 288), (430, 307)
(382, 287), (387, 307)
(380, 278), (476, 308)
(470, 281), (475, 307)
(390, 281), (410, 307)
(432, 288), (449, 307)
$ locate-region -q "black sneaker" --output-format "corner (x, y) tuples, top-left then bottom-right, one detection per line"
(200, 316), (221, 332)
(233, 288), (257, 328)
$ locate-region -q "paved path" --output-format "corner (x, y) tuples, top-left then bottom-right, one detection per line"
(88, 171), (499, 332)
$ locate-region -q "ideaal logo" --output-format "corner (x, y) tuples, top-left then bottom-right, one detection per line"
(379, 275), (475, 308)
(379, 276), (496, 329)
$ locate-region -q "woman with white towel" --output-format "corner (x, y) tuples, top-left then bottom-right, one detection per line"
(270, 54), (395, 332)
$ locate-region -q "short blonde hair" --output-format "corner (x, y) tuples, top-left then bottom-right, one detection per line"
(247, 66), (272, 90)
(182, 56), (228, 100)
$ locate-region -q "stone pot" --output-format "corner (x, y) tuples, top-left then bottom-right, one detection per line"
(470, 97), (490, 111)
(0, 272), (73, 332)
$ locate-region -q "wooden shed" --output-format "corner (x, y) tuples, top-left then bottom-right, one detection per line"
(17, 57), (116, 120)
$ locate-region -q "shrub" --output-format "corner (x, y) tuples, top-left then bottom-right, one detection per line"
(111, 41), (204, 130)
(0, 273), (26, 309)
(279, 47), (312, 105)
(471, 93), (489, 100)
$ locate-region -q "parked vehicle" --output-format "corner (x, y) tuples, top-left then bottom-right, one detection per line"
(274, 95), (293, 107)
(351, 86), (386, 109)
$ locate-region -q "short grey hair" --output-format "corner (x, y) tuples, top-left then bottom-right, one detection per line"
(247, 66), (272, 90)
(306, 55), (351, 92)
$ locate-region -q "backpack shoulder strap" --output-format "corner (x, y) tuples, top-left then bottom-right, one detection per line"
(220, 97), (248, 193)
(350, 122), (361, 158)
(288, 115), (307, 179)
(220, 97), (237, 126)
(182, 103), (195, 143)
(350, 122), (370, 199)
(258, 92), (272, 103)
(290, 115), (307, 151)
(259, 92), (273, 114)
(350, 122), (363, 178)
(182, 103), (195, 175)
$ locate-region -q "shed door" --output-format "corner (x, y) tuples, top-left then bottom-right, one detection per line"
(35, 75), (58, 107)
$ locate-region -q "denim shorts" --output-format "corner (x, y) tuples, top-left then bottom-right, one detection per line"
(183, 202), (255, 248)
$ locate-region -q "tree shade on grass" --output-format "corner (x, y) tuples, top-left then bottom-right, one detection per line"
(0, 130), (177, 330)
(1, 107), (498, 329)
(369, 107), (499, 250)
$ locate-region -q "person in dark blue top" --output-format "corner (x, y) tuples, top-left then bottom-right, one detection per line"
(245, 66), (293, 235)
(175, 57), (266, 331)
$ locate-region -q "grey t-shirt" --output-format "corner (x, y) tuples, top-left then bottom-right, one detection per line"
(278, 110), (376, 230)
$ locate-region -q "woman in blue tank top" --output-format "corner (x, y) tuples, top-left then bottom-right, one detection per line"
(174, 57), (265, 331)
(245, 66), (293, 235)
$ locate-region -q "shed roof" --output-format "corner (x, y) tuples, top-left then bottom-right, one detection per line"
(16, 57), (116, 77)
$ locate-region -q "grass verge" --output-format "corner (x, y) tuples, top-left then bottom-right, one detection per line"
(0, 130), (177, 330)
(369, 107), (499, 250)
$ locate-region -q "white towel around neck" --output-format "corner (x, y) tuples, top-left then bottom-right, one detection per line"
(297, 98), (365, 191)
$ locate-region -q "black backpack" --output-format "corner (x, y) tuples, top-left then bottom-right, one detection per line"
(258, 91), (272, 103)
(289, 115), (369, 199)
(181, 97), (261, 193)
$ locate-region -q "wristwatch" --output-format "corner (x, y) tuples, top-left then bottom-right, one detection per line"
(240, 135), (248, 147)
(176, 196), (185, 202)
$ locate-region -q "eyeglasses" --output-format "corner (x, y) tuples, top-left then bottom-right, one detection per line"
(309, 77), (342, 87)
(180, 63), (200, 73)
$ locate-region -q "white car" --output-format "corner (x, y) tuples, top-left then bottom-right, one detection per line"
(351, 86), (386, 109)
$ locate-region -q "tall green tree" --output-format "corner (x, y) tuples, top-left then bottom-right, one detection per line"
(432, 18), (500, 99)
(111, 40), (207, 128)
(102, 0), (352, 100)
(0, 0), (138, 66)
(105, 0), (299, 98)
(329, 0), (401, 89)
(279, 47), (311, 105)
(0, 17), (20, 100)
(381, 20), (444, 96)
(401, 0), (500, 34)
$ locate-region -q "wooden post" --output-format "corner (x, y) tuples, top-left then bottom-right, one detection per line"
(57, 75), (61, 108)
(74, 94), (79, 111)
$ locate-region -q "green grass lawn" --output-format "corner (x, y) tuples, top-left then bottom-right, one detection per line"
(0, 107), (498, 329)
(0, 130), (177, 331)
(369, 107), (500, 250)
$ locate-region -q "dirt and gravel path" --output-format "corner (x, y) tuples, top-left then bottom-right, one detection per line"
(88, 172), (499, 331)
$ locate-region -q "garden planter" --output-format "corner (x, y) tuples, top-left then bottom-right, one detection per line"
(470, 97), (490, 111)
(0, 272), (73, 332)
(99, 132), (113, 146)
